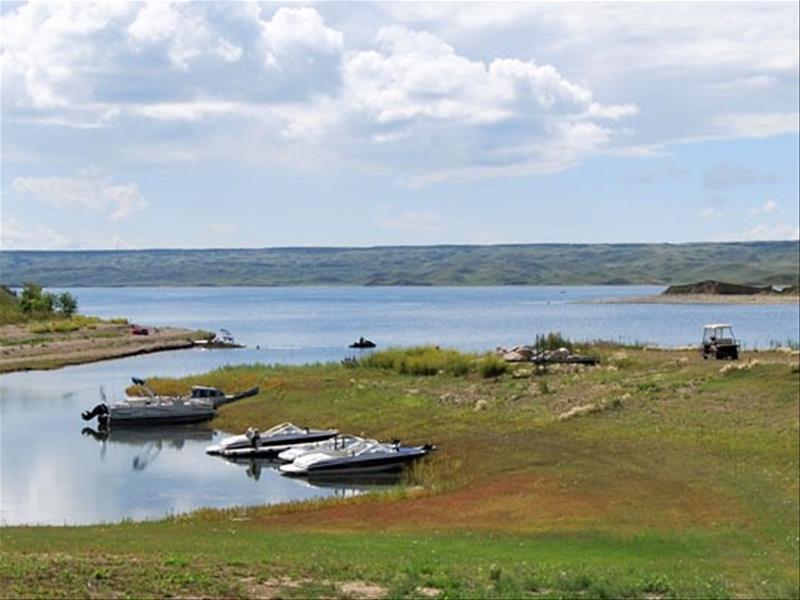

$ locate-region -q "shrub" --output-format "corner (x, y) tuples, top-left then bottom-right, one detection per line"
(55, 292), (78, 317)
(478, 355), (508, 378)
(360, 346), (475, 377)
(19, 283), (55, 315)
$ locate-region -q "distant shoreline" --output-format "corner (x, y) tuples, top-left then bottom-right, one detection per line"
(2, 241), (797, 287)
(593, 293), (800, 305)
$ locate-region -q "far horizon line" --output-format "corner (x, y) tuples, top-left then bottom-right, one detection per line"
(2, 239), (799, 253)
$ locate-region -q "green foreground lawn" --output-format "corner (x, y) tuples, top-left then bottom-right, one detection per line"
(2, 345), (798, 599)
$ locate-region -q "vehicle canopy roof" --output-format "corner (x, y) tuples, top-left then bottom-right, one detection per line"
(704, 323), (733, 329)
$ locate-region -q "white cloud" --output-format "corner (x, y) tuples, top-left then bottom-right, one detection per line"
(762, 200), (779, 214)
(709, 113), (799, 140)
(741, 223), (800, 241)
(700, 207), (720, 219)
(0, 217), (71, 250)
(0, 2), (797, 185)
(0, 1), (134, 108)
(751, 200), (780, 215)
(260, 7), (343, 67)
(127, 1), (242, 69)
(12, 172), (148, 221)
(341, 26), (627, 127)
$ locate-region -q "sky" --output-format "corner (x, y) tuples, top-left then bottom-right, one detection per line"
(1, 1), (798, 250)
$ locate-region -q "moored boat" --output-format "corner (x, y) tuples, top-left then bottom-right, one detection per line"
(80, 378), (258, 427)
(206, 422), (338, 456)
(81, 395), (215, 427)
(277, 434), (366, 462)
(280, 440), (435, 477)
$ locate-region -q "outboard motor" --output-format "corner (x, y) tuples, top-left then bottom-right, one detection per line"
(81, 403), (109, 425)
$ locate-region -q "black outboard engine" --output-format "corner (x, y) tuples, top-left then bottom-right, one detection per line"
(81, 403), (109, 426)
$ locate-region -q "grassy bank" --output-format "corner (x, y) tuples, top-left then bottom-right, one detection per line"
(2, 345), (798, 598)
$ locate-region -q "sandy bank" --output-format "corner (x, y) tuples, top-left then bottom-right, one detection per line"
(0, 323), (210, 374)
(592, 293), (799, 305)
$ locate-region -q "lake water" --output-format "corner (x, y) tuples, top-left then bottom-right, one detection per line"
(1, 286), (798, 525)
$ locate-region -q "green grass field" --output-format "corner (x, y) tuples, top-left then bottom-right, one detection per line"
(2, 346), (798, 598)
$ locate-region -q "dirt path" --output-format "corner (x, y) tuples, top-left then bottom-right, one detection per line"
(0, 323), (210, 373)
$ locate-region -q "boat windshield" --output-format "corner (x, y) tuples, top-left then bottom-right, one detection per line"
(335, 435), (364, 449)
(352, 441), (394, 456)
(264, 422), (307, 436)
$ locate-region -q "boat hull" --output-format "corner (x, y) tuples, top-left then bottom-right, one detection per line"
(109, 404), (215, 427)
(281, 448), (431, 477)
(219, 432), (339, 458)
(208, 430), (338, 456)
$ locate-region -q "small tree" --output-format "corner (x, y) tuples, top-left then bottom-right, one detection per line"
(19, 283), (55, 315)
(55, 292), (78, 317)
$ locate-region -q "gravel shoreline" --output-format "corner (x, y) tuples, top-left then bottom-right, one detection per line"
(592, 293), (799, 305)
(0, 323), (210, 374)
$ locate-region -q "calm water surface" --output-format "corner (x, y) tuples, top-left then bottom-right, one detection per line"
(2, 286), (798, 525)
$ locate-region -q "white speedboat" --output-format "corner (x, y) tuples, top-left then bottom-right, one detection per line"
(277, 434), (365, 462)
(280, 440), (435, 477)
(206, 422), (338, 456)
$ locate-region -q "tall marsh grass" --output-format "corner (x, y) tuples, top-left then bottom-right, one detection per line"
(359, 346), (508, 378)
(535, 331), (575, 350)
(28, 315), (103, 333)
(360, 346), (472, 376)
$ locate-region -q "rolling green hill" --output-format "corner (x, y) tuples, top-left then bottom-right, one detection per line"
(1, 241), (797, 287)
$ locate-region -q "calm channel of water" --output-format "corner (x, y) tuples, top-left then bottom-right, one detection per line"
(1, 286), (797, 525)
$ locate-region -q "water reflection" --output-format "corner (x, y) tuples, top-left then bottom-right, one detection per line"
(81, 425), (214, 472)
(300, 473), (405, 487)
(221, 457), (283, 481)
(216, 455), (403, 497)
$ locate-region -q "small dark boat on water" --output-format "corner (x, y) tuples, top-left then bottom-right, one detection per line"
(206, 422), (338, 456)
(349, 337), (376, 349)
